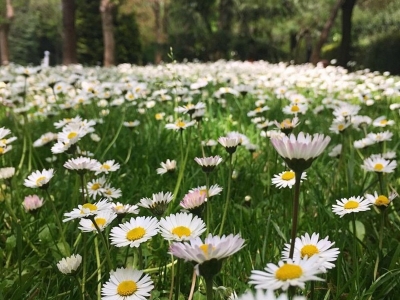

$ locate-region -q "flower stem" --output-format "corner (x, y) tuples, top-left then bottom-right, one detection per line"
(219, 153), (233, 236)
(94, 237), (102, 300)
(289, 171), (302, 259)
(90, 218), (113, 271)
(205, 173), (211, 235)
(168, 250), (175, 300)
(373, 211), (385, 281)
(205, 276), (214, 300)
(188, 269), (197, 300)
(351, 214), (359, 293)
(174, 259), (181, 300)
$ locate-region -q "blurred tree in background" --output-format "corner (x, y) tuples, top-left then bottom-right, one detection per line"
(3, 0), (400, 73)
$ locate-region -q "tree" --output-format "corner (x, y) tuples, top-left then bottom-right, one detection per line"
(62, 0), (77, 65)
(0, 0), (14, 65)
(100, 0), (116, 66)
(338, 0), (357, 67)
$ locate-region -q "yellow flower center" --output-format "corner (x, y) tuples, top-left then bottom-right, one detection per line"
(275, 264), (303, 281)
(81, 203), (98, 213)
(380, 120), (388, 125)
(102, 164), (111, 170)
(199, 189), (207, 196)
(338, 124), (345, 131)
(0, 147), (4, 154)
(117, 280), (137, 296)
(280, 119), (291, 128)
(155, 113), (164, 120)
(91, 183), (101, 190)
(93, 217), (106, 227)
(126, 227), (146, 241)
(301, 245), (319, 258)
(344, 200), (359, 209)
(291, 105), (300, 112)
(172, 226), (191, 238)
(281, 171), (295, 181)
(376, 195), (389, 206)
(255, 107), (262, 112)
(36, 176), (47, 186)
(176, 121), (186, 128)
(114, 205), (124, 212)
(1, 138), (6, 144)
(374, 163), (384, 171)
(67, 132), (78, 139)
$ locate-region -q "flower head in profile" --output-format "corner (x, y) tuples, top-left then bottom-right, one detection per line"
(274, 117), (300, 135)
(101, 267), (154, 299)
(23, 195), (44, 212)
(236, 289), (305, 300)
(372, 116), (394, 127)
(218, 136), (241, 154)
(249, 256), (323, 291)
(111, 202), (140, 216)
(156, 159), (177, 175)
(332, 196), (371, 218)
(362, 156), (397, 173)
(78, 210), (117, 233)
(24, 169), (55, 189)
(95, 160), (120, 175)
(194, 155), (223, 173)
(0, 167), (15, 180)
(365, 191), (397, 208)
(0, 127), (17, 148)
(64, 156), (101, 173)
(110, 216), (159, 248)
(138, 191), (174, 217)
(63, 199), (112, 222)
(271, 171), (307, 189)
(57, 254), (82, 276)
(328, 144), (342, 158)
(282, 233), (339, 273)
(270, 132), (331, 173)
(158, 212), (206, 241)
(165, 119), (196, 131)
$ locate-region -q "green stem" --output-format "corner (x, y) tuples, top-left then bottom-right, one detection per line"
(168, 251), (175, 300)
(94, 237), (102, 300)
(73, 275), (84, 300)
(289, 171), (302, 259)
(351, 214), (359, 293)
(205, 276), (214, 300)
(197, 122), (205, 157)
(373, 211), (385, 281)
(90, 218), (113, 271)
(100, 109), (125, 161)
(174, 259), (181, 300)
(79, 173), (86, 205)
(377, 173), (385, 195)
(219, 153), (233, 236)
(205, 173), (211, 235)
(82, 234), (87, 298)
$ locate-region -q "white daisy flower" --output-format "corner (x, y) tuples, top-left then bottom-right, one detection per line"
(110, 216), (159, 248)
(189, 184), (223, 198)
(165, 119), (196, 131)
(362, 156), (397, 173)
(33, 132), (57, 147)
(158, 212), (206, 241)
(332, 104), (360, 119)
(0, 127), (17, 147)
(101, 184), (122, 199)
(86, 176), (107, 199)
(95, 160), (121, 175)
(24, 169), (54, 189)
(329, 118), (351, 134)
(271, 171), (307, 189)
(282, 232), (340, 273)
(328, 144), (342, 158)
(79, 210), (117, 232)
(194, 155), (223, 172)
(156, 159), (177, 175)
(236, 289), (305, 300)
(218, 136), (241, 154)
(101, 267), (154, 299)
(0, 167), (15, 179)
(274, 117), (300, 132)
(111, 202), (140, 215)
(282, 103), (308, 115)
(138, 191), (174, 216)
(249, 256), (323, 291)
(64, 156), (101, 172)
(123, 120), (140, 128)
(365, 191), (397, 207)
(372, 116), (395, 127)
(353, 138), (374, 149)
(332, 196), (372, 218)
(63, 199), (112, 222)
(366, 131), (393, 143)
(57, 254), (82, 275)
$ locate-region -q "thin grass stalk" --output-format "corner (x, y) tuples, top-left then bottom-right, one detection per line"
(174, 259), (181, 300)
(90, 218), (113, 271)
(94, 237), (102, 300)
(289, 171), (302, 259)
(351, 213), (359, 294)
(219, 153), (233, 236)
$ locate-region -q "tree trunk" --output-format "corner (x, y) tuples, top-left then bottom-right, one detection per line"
(100, 0), (116, 67)
(0, 0), (13, 65)
(310, 0), (344, 65)
(62, 0), (77, 65)
(338, 0), (357, 67)
(152, 0), (162, 64)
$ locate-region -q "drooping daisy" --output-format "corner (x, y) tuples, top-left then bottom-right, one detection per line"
(218, 136), (241, 154)
(23, 195), (44, 212)
(138, 191), (174, 217)
(165, 119), (196, 131)
(101, 267), (154, 300)
(24, 169), (55, 189)
(79, 210), (117, 233)
(57, 254), (82, 275)
(236, 289), (306, 300)
(362, 156), (397, 173)
(270, 132), (331, 173)
(111, 202), (140, 215)
(0, 167), (15, 179)
(271, 171), (307, 189)
(180, 190), (207, 214)
(353, 138), (374, 149)
(156, 159), (177, 175)
(110, 216), (159, 248)
(64, 156), (101, 173)
(95, 160), (120, 175)
(332, 103), (360, 119)
(249, 256), (323, 291)
(281, 232), (339, 273)
(158, 212), (206, 241)
(365, 191), (397, 208)
(63, 199), (112, 222)
(194, 155), (223, 173)
(332, 196), (372, 218)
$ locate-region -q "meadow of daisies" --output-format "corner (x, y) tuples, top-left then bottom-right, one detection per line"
(1, 61), (400, 300)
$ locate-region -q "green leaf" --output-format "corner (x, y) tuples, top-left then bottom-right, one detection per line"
(348, 220), (365, 241)
(5, 235), (16, 251)
(193, 291), (207, 300)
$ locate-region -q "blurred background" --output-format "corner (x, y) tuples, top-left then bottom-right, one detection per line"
(1, 0), (399, 73)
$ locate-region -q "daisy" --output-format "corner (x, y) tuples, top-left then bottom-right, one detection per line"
(101, 267), (154, 300)
(329, 118), (351, 134)
(247, 105), (270, 117)
(86, 176), (107, 199)
(63, 199), (112, 222)
(194, 155), (223, 172)
(189, 184), (223, 198)
(23, 195), (44, 212)
(372, 116), (395, 127)
(102, 184), (122, 199)
(332, 103), (360, 119)
(110, 216), (159, 248)
(64, 156), (101, 173)
(366, 131), (393, 143)
(282, 103), (308, 115)
(236, 289), (306, 300)
(138, 191), (174, 217)
(0, 145), (13, 155)
(352, 115), (372, 129)
(165, 119), (196, 131)
(24, 169), (54, 189)
(362, 156), (397, 173)
(95, 160), (121, 175)
(274, 117), (300, 134)
(156, 159), (177, 175)
(57, 254), (82, 275)
(0, 127), (17, 147)
(332, 196), (372, 218)
(79, 210), (117, 232)
(180, 190), (207, 213)
(33, 132), (57, 147)
(111, 202), (140, 215)
(353, 138), (374, 149)
(282, 232), (340, 273)
(365, 191), (397, 208)
(227, 131), (250, 146)
(123, 120), (140, 128)
(249, 256), (323, 291)
(270, 132), (331, 173)
(218, 136), (241, 154)
(328, 144), (342, 158)
(158, 212), (206, 241)
(175, 102), (206, 115)
(0, 167), (15, 179)
(271, 171), (307, 189)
